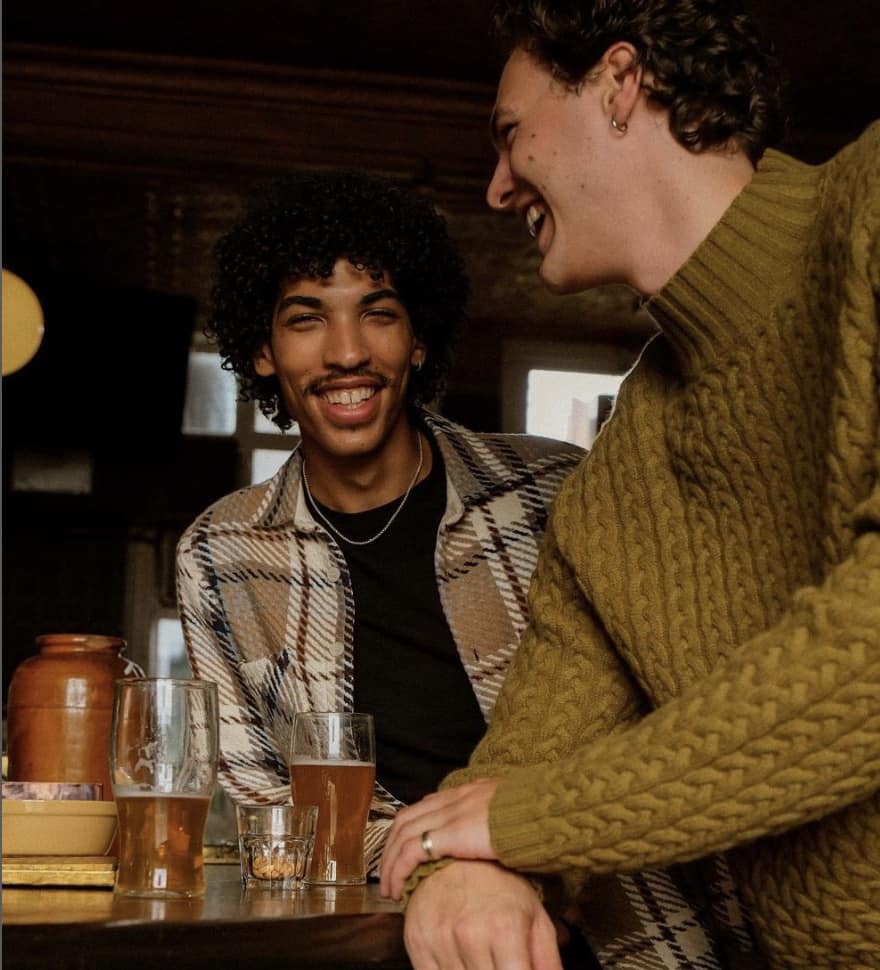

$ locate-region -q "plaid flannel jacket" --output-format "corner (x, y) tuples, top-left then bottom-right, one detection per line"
(176, 411), (583, 869)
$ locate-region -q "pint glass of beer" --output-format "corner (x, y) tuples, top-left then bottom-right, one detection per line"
(289, 712), (375, 885)
(110, 678), (218, 898)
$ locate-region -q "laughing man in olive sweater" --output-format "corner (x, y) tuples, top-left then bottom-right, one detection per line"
(380, 3), (880, 970)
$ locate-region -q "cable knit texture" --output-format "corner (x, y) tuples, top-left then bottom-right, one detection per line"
(428, 123), (880, 969)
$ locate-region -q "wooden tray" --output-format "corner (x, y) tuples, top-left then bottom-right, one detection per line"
(3, 846), (236, 888)
(2, 856), (117, 888)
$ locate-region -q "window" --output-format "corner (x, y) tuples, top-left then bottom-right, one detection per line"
(152, 616), (192, 679)
(526, 369), (623, 447)
(503, 339), (639, 448)
(238, 399), (297, 486)
(251, 447), (293, 484)
(182, 351), (237, 436)
(181, 349), (298, 485)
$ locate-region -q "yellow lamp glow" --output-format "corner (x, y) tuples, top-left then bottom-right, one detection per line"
(2, 269), (45, 376)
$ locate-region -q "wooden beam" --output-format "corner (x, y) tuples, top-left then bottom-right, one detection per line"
(3, 43), (497, 204)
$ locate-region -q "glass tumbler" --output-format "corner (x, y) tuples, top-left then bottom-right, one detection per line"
(236, 803), (318, 890)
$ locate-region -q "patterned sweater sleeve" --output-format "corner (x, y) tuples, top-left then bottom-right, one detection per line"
(487, 506), (880, 875)
(176, 524), (290, 803)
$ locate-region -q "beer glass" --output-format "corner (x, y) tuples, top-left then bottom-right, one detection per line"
(110, 678), (218, 898)
(289, 712), (375, 885)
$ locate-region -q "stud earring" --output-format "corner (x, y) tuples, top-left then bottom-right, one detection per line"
(611, 115), (628, 133)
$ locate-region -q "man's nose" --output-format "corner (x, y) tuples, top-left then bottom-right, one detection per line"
(486, 156), (516, 211)
(324, 320), (370, 370)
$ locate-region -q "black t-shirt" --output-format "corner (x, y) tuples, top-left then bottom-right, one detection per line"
(305, 435), (486, 804)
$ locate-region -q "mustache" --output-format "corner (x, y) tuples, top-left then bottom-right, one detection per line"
(304, 368), (392, 396)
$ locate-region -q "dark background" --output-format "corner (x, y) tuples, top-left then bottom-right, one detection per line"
(4, 0), (879, 696)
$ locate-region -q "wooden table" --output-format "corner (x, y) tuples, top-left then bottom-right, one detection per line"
(2, 864), (409, 970)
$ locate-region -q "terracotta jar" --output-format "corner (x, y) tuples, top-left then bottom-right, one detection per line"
(6, 633), (142, 797)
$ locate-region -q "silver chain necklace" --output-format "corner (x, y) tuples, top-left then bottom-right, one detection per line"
(301, 434), (424, 546)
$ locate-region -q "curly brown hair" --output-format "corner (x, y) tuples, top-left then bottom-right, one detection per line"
(208, 172), (469, 431)
(491, 0), (784, 163)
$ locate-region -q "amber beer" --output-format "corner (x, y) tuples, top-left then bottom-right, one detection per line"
(111, 676), (218, 899)
(114, 790), (211, 897)
(290, 758), (375, 884)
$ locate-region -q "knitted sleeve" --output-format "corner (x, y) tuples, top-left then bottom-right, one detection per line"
(488, 518), (880, 875)
(176, 524), (290, 803)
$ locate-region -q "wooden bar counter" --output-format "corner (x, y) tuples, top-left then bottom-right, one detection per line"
(2, 864), (410, 970)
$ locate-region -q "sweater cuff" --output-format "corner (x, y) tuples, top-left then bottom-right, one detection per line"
(490, 768), (567, 870)
(400, 857), (455, 907)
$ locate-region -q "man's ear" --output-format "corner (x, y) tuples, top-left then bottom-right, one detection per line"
(411, 341), (427, 370)
(253, 342), (277, 377)
(599, 42), (643, 127)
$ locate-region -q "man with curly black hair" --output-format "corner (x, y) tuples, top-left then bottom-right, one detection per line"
(175, 171), (583, 880)
(205, 172), (469, 432)
(381, 2), (879, 970)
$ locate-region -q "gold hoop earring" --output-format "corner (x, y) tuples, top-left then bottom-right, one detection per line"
(611, 115), (628, 134)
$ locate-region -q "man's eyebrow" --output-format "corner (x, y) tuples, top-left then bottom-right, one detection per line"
(275, 289), (401, 315)
(276, 294), (323, 313)
(360, 288), (401, 306)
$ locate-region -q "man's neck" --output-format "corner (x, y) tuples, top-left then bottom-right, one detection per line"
(300, 422), (430, 514)
(623, 119), (755, 296)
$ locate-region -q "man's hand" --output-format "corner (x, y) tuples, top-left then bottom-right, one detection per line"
(380, 778), (498, 900)
(403, 860), (563, 970)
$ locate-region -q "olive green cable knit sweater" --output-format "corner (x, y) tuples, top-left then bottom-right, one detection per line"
(430, 123), (880, 969)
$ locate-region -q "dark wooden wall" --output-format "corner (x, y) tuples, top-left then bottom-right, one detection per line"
(3, 0), (879, 694)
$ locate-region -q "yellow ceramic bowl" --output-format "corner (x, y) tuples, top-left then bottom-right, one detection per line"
(1, 799), (117, 856)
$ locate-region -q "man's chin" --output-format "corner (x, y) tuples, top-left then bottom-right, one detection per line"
(537, 261), (581, 295)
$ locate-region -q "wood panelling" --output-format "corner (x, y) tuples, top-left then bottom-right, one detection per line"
(4, 44), (496, 201)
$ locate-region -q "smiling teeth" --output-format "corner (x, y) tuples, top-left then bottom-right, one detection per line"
(526, 204), (545, 239)
(323, 387), (376, 406)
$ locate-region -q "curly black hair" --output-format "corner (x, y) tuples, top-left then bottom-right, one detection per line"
(208, 171), (470, 430)
(491, 0), (785, 163)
